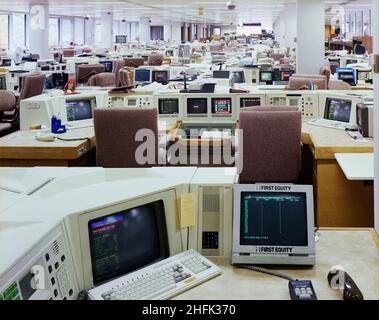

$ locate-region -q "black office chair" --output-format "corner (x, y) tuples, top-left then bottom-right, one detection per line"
(354, 44), (366, 55)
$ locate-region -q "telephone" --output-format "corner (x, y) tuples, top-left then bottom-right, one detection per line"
(327, 266), (364, 300)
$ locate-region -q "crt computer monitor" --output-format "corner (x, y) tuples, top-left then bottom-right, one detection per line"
(187, 98), (208, 115)
(357, 70), (370, 81)
(231, 71), (245, 83)
(115, 35), (127, 44)
(240, 97), (261, 108)
(134, 69), (151, 83)
(65, 99), (94, 122)
(100, 60), (113, 72)
(0, 58), (12, 67)
(232, 184), (315, 265)
(88, 200), (169, 285)
(158, 98), (179, 115)
(152, 70), (169, 83)
(211, 98), (232, 115)
(324, 97), (352, 123)
(260, 71), (273, 83)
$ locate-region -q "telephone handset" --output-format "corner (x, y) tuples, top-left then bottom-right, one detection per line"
(327, 266), (364, 300)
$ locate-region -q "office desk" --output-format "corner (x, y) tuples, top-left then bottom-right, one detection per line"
(0, 120), (179, 167)
(335, 153), (374, 180)
(175, 229), (379, 300)
(301, 123), (374, 227)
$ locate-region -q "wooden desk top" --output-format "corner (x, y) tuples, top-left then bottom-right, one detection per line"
(0, 127), (95, 160)
(301, 122), (374, 160)
(175, 229), (379, 300)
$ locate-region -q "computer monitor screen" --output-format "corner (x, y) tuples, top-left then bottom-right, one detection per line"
(324, 98), (352, 122)
(0, 58), (11, 67)
(115, 35), (127, 44)
(134, 69), (151, 82)
(213, 70), (230, 79)
(239, 192), (308, 247)
(346, 59), (358, 65)
(100, 60), (113, 72)
(357, 70), (370, 81)
(65, 99), (93, 122)
(260, 71), (273, 82)
(52, 72), (69, 89)
(211, 98), (232, 114)
(231, 71), (245, 83)
(88, 200), (169, 284)
(240, 97), (261, 108)
(158, 98), (179, 115)
(152, 70), (169, 83)
(187, 98), (208, 114)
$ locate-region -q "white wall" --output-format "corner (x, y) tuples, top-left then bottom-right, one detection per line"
(296, 0), (325, 74)
(28, 4), (49, 59)
(273, 17), (285, 47)
(284, 3), (297, 49)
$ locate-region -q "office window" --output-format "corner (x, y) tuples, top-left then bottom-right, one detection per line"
(151, 26), (163, 40)
(61, 18), (73, 46)
(74, 17), (85, 45)
(49, 17), (59, 47)
(0, 15), (9, 49)
(12, 13), (26, 48)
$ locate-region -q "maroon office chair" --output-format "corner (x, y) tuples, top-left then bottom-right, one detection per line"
(147, 54), (163, 66)
(0, 90), (17, 136)
(118, 69), (132, 87)
(270, 53), (285, 61)
(76, 64), (106, 85)
(87, 72), (116, 87)
(330, 61), (339, 74)
(112, 60), (125, 85)
(319, 67), (331, 87)
(237, 106), (302, 183)
(18, 73), (45, 101)
(30, 53), (40, 60)
(94, 108), (160, 168)
(63, 49), (75, 57)
(124, 57), (145, 68)
(288, 74), (328, 90)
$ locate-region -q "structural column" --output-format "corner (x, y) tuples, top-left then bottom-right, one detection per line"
(284, 2), (297, 50)
(171, 22), (182, 43)
(164, 20), (172, 42)
(139, 17), (150, 44)
(28, 4), (49, 59)
(84, 18), (95, 46)
(296, 0), (325, 74)
(100, 12), (113, 50)
(373, 0), (379, 234)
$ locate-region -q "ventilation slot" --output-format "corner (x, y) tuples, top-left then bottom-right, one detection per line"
(203, 193), (220, 212)
(52, 240), (60, 256)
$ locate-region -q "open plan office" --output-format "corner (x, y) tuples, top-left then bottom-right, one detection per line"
(0, 0), (378, 302)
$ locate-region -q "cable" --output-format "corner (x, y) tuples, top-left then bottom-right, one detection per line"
(233, 264), (297, 282)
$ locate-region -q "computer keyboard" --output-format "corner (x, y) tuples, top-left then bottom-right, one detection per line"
(88, 249), (221, 300)
(308, 118), (353, 130)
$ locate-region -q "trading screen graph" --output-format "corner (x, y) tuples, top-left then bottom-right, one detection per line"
(240, 192), (308, 247)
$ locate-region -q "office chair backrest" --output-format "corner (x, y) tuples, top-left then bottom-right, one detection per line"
(94, 108), (158, 168)
(328, 80), (352, 90)
(0, 90), (16, 113)
(319, 67), (331, 86)
(112, 59), (125, 84)
(147, 54), (163, 66)
(238, 106), (301, 184)
(63, 49), (75, 57)
(288, 74), (327, 90)
(30, 54), (40, 60)
(330, 61), (339, 74)
(19, 73), (45, 101)
(124, 57), (145, 68)
(118, 68), (132, 87)
(82, 47), (92, 54)
(87, 72), (116, 87)
(279, 57), (290, 65)
(76, 64), (106, 84)
(270, 53), (285, 61)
